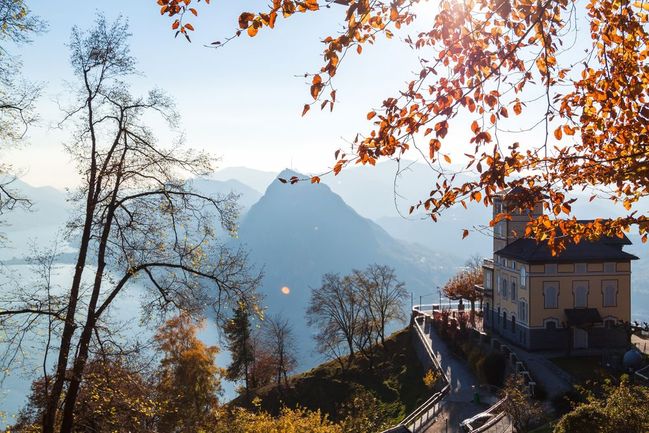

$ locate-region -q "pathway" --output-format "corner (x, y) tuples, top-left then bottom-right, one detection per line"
(420, 320), (498, 433)
(498, 344), (573, 399)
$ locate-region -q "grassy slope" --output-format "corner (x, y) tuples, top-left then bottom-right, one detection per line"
(232, 328), (431, 425)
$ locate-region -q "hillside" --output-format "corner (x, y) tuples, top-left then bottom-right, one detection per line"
(232, 328), (432, 427)
(233, 169), (459, 367)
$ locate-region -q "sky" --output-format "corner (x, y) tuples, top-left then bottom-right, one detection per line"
(5, 0), (443, 189)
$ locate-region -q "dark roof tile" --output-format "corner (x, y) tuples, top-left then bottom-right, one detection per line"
(495, 235), (638, 263)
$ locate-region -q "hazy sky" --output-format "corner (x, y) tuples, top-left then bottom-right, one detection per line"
(6, 0), (444, 189)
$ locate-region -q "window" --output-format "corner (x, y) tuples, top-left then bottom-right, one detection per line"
(543, 282), (559, 309)
(573, 281), (589, 308)
(518, 300), (527, 322)
(511, 261), (517, 270)
(484, 270), (492, 289)
(501, 278), (508, 299)
(511, 315), (516, 331)
(576, 263), (587, 273)
(504, 258), (508, 268)
(545, 263), (557, 274)
(511, 280), (517, 301)
(503, 311), (507, 327)
(496, 274), (501, 295)
(604, 262), (616, 273)
(602, 281), (618, 307)
(497, 307), (501, 324)
(544, 319), (559, 329)
(604, 319), (616, 328)
(520, 267), (527, 288)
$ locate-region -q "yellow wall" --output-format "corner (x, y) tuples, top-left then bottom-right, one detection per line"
(527, 269), (631, 327)
(491, 259), (632, 328)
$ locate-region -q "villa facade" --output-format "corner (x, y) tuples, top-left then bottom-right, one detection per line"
(481, 190), (637, 351)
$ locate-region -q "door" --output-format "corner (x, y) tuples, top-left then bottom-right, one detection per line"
(573, 328), (588, 349)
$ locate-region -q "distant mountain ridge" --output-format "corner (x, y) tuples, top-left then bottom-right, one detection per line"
(232, 169), (460, 367)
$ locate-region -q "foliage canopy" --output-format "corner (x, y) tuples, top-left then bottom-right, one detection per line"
(158, 0), (649, 252)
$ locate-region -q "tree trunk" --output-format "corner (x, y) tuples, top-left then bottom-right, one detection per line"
(42, 172), (96, 433)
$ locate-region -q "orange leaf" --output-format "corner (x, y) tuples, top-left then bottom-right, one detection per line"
(443, 154), (452, 163)
(462, 229), (469, 239)
(554, 127), (563, 140)
(302, 104), (310, 116)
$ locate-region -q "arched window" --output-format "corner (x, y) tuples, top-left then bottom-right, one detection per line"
(511, 315), (516, 331)
(602, 281), (618, 307)
(543, 282), (559, 309)
(511, 280), (517, 301)
(518, 300), (527, 322)
(573, 281), (589, 308)
(544, 318), (560, 329)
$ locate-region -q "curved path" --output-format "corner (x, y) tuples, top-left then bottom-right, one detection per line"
(419, 320), (507, 433)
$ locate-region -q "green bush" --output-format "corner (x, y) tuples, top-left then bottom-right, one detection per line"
(553, 405), (609, 433)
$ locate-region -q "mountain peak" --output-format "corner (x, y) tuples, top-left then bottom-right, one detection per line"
(277, 168), (304, 180)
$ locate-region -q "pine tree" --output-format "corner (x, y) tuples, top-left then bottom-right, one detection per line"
(224, 301), (255, 399)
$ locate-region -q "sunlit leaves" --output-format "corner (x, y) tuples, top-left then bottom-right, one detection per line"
(157, 0), (649, 253)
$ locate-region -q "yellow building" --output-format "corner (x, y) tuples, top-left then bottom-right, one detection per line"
(482, 190), (638, 351)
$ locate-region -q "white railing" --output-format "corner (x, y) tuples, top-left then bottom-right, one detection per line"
(379, 310), (510, 433)
(470, 394), (508, 433)
(379, 312), (450, 433)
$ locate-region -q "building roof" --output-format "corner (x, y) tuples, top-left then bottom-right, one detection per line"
(495, 235), (638, 263)
(565, 308), (603, 327)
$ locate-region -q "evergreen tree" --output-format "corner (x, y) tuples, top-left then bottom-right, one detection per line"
(224, 301), (255, 398)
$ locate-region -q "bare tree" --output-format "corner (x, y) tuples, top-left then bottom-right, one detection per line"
(354, 264), (407, 348)
(263, 314), (297, 388)
(307, 273), (362, 368)
(0, 15), (260, 433)
(0, 0), (44, 223)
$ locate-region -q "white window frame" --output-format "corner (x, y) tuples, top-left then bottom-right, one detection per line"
(543, 282), (559, 309)
(602, 280), (618, 307)
(543, 318), (560, 329)
(572, 281), (589, 308)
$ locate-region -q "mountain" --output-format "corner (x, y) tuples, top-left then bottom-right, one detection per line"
(0, 178), (262, 260)
(188, 178), (262, 212)
(234, 169), (461, 367)
(0, 180), (70, 260)
(210, 167), (277, 195)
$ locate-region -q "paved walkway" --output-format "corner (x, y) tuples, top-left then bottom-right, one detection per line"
(421, 321), (497, 433)
(500, 344), (573, 399)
